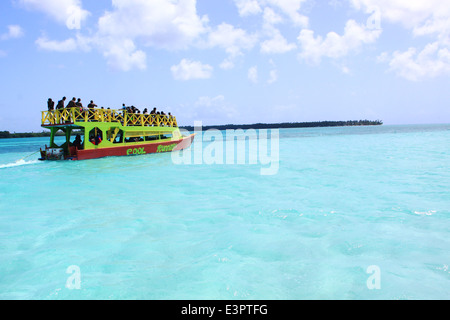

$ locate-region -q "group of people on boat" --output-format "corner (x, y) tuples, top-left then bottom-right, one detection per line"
(121, 105), (171, 117)
(47, 97), (98, 111)
(46, 97), (174, 127)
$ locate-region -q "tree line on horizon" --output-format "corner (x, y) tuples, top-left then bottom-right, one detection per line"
(0, 119), (383, 139)
(179, 119), (383, 131)
(0, 131), (65, 139)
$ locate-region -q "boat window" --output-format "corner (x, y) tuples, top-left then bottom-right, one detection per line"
(125, 136), (145, 143)
(89, 127), (103, 146)
(124, 131), (148, 143)
(107, 127), (123, 144)
(70, 129), (85, 150)
(145, 134), (159, 141)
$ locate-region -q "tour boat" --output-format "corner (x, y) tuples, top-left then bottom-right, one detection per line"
(39, 107), (195, 161)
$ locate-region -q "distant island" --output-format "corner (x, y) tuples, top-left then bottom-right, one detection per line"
(0, 120), (382, 139)
(0, 131), (58, 139)
(179, 119), (383, 131)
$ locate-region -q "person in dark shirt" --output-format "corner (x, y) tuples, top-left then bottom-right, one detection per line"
(73, 134), (83, 149)
(88, 100), (97, 109)
(76, 98), (83, 110)
(67, 97), (77, 109)
(56, 97), (66, 110)
(47, 98), (55, 111)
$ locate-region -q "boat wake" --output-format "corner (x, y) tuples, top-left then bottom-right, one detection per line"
(0, 159), (41, 169)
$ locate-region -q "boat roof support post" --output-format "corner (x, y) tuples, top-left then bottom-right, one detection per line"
(50, 127), (58, 148)
(66, 128), (72, 147)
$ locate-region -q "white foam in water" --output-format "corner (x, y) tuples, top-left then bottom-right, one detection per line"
(0, 159), (41, 169)
(414, 210), (436, 216)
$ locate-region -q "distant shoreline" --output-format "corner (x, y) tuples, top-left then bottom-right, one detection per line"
(0, 120), (382, 139)
(179, 120), (383, 131)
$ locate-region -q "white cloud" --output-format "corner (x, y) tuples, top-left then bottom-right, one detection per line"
(99, 38), (147, 72)
(248, 66), (258, 83)
(267, 69), (278, 84)
(206, 23), (258, 69)
(1, 25), (24, 40)
(219, 58), (235, 70)
(35, 33), (92, 53)
(297, 19), (381, 64)
(31, 0), (210, 71)
(95, 0), (209, 71)
(234, 0), (262, 16)
(350, 0), (450, 30)
(350, 0), (450, 45)
(18, 0), (90, 30)
(233, 0), (309, 27)
(259, 7), (296, 55)
(171, 59), (213, 80)
(35, 36), (78, 52)
(380, 42), (450, 81)
(97, 0), (208, 50)
(262, 7), (283, 26)
(266, 0), (309, 27)
(261, 28), (297, 54)
(36, 32), (147, 71)
(207, 23), (258, 58)
(413, 19), (450, 46)
(351, 0), (450, 80)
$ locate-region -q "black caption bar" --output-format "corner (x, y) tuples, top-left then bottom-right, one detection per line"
(2, 300), (411, 317)
(151, 300), (318, 318)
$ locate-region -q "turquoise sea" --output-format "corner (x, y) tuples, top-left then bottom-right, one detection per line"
(0, 124), (449, 300)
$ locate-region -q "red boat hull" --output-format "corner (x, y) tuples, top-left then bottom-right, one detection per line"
(75, 134), (195, 160)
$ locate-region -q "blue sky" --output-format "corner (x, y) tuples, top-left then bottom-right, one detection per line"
(0, 0), (449, 132)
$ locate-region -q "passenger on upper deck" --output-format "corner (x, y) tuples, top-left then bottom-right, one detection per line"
(67, 97), (77, 109)
(56, 97), (66, 110)
(88, 100), (97, 109)
(47, 98), (55, 111)
(76, 98), (83, 110)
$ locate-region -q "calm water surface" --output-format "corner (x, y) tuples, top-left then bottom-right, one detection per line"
(0, 124), (449, 299)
